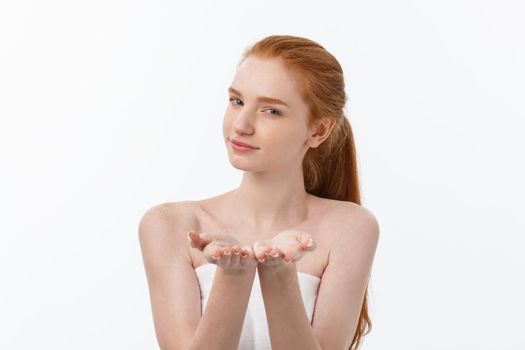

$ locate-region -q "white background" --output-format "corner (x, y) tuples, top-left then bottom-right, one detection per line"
(1, 0), (524, 349)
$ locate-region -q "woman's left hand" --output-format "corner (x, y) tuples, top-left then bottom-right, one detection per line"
(253, 229), (317, 267)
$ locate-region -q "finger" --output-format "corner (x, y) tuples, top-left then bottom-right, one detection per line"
(241, 246), (255, 261)
(266, 248), (282, 264)
(240, 252), (250, 266)
(230, 245), (241, 267)
(187, 231), (199, 248)
(305, 238), (316, 251)
(255, 245), (271, 261)
(218, 246), (233, 266)
(223, 245), (231, 255)
(205, 245), (222, 261)
(262, 247), (274, 263)
(188, 231), (211, 250)
(298, 235), (316, 251)
(264, 247), (281, 263)
(253, 240), (270, 255)
(198, 232), (214, 245)
(240, 247), (249, 265)
(241, 247), (256, 267)
(281, 248), (294, 264)
(256, 248), (267, 262)
(232, 245), (241, 255)
(295, 233), (309, 247)
(269, 247), (280, 258)
(256, 254), (266, 263)
(281, 247), (296, 263)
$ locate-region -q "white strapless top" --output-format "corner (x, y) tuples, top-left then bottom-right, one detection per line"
(194, 263), (321, 350)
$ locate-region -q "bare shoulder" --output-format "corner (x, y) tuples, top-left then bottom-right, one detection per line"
(139, 200), (199, 231)
(321, 199), (380, 249)
(333, 200), (379, 234)
(312, 196), (377, 226)
(139, 200), (197, 222)
(327, 201), (380, 279)
(138, 200), (200, 263)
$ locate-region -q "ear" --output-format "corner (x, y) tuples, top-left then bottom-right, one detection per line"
(306, 117), (337, 148)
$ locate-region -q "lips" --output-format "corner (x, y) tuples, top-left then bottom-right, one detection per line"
(230, 138), (259, 149)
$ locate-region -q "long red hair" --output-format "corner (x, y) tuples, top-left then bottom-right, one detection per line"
(239, 35), (371, 350)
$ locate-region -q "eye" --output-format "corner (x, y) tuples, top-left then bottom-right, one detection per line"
(266, 108), (282, 116)
(228, 97), (282, 117)
(229, 97), (243, 106)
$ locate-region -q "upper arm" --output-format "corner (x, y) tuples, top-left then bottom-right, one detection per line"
(138, 202), (201, 350)
(312, 205), (380, 350)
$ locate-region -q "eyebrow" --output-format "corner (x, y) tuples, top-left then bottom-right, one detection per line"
(228, 87), (290, 108)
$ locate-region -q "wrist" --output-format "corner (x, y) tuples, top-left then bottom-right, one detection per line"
(220, 263), (257, 277)
(257, 261), (296, 277)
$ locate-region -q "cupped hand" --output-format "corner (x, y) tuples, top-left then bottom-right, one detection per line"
(253, 229), (317, 268)
(187, 230), (258, 272)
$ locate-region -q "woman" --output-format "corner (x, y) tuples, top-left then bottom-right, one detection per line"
(139, 35), (380, 350)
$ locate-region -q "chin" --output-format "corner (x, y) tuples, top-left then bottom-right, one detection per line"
(228, 156), (262, 172)
(229, 158), (253, 171)
(231, 164), (257, 172)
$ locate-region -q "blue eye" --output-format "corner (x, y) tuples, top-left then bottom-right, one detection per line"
(229, 97), (243, 106)
(228, 97), (281, 117)
(266, 108), (281, 116)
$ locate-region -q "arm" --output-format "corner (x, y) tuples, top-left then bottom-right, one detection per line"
(138, 203), (257, 350)
(257, 205), (380, 350)
(258, 263), (322, 350)
(187, 266), (257, 350)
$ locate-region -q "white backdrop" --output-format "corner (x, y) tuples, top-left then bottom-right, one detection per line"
(1, 0), (524, 349)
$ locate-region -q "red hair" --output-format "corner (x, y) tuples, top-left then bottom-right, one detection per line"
(239, 35), (370, 350)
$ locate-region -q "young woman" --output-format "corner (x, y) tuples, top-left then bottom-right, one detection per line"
(139, 35), (380, 350)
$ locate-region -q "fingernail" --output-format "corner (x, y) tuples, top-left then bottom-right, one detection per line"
(234, 250), (240, 255)
(306, 238), (313, 247)
(224, 249), (231, 255)
(257, 257), (265, 262)
(271, 252), (279, 257)
(187, 232), (192, 241)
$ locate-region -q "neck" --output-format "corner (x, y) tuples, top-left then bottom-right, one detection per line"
(228, 167), (310, 233)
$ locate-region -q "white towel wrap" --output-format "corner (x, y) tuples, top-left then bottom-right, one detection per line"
(194, 263), (321, 350)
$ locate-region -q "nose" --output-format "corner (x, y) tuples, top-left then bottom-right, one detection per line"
(232, 109), (255, 135)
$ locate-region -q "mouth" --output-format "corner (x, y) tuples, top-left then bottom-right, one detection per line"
(230, 138), (259, 149)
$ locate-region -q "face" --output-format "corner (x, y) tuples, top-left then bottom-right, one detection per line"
(223, 56), (312, 172)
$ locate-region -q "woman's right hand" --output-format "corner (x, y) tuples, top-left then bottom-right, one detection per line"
(187, 230), (258, 273)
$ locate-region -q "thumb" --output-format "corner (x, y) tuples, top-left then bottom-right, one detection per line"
(253, 240), (272, 259)
(304, 238), (316, 251)
(296, 233), (316, 251)
(198, 232), (213, 242)
(188, 231), (213, 249)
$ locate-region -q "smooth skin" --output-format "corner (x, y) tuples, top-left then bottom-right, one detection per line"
(187, 229), (317, 272)
(139, 54), (379, 350)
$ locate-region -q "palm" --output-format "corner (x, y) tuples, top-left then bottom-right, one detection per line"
(253, 229), (317, 266)
(188, 231), (258, 270)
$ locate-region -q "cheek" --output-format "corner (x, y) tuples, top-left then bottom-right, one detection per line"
(265, 129), (306, 154)
(222, 113), (234, 136)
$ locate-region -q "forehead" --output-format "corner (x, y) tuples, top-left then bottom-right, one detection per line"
(231, 56), (304, 105)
